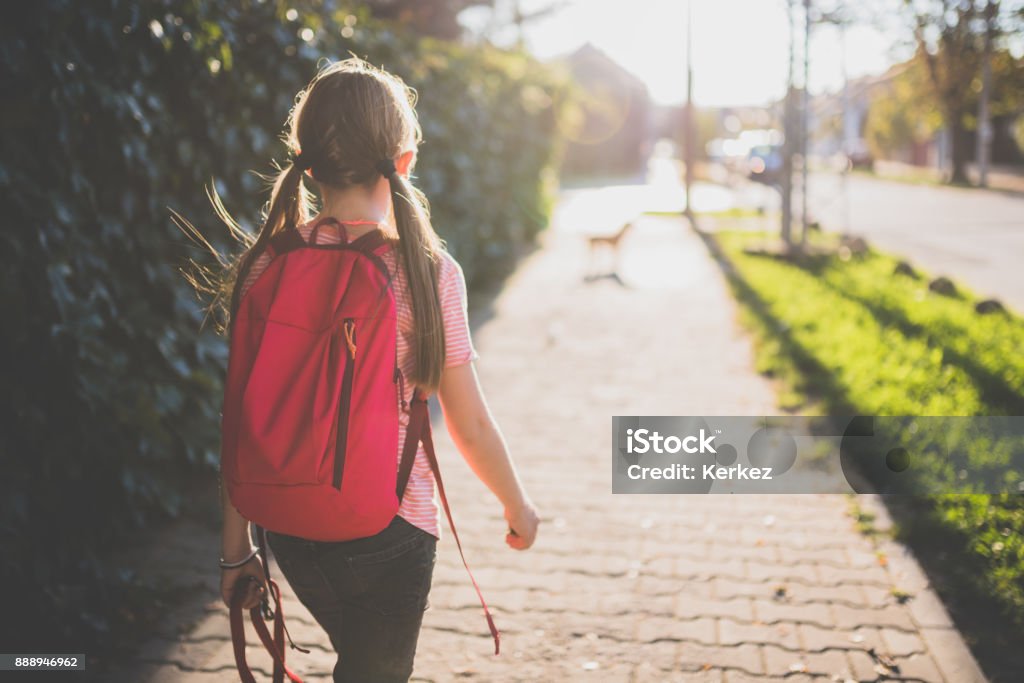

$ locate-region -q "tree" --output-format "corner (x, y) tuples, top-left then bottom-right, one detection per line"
(506, 0), (569, 46)
(363, 0), (494, 40)
(461, 0), (570, 46)
(863, 38), (1024, 167)
(865, 58), (944, 160)
(899, 0), (1023, 183)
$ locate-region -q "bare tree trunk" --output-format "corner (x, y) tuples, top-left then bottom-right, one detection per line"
(976, 0), (997, 187)
(948, 111), (970, 184)
(905, 0), (986, 187)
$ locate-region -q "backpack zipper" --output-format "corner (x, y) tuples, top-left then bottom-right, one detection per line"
(333, 318), (357, 490)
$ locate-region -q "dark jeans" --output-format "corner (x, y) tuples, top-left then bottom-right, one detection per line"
(267, 516), (437, 683)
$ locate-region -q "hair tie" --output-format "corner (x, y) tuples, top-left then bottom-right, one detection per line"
(376, 158), (397, 177)
(293, 150), (315, 171)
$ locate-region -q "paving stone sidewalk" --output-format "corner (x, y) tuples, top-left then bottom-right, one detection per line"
(117, 210), (987, 682)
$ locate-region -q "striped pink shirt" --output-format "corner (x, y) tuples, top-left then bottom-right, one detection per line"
(239, 220), (478, 538)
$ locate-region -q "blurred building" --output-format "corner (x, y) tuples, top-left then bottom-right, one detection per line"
(810, 63), (1024, 171)
(558, 43), (653, 178)
(809, 70), (899, 167)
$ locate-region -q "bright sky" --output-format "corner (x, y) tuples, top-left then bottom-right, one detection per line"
(462, 0), (912, 107)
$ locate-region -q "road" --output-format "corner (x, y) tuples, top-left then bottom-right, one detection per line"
(809, 172), (1024, 313)
(730, 169), (1024, 314)
(607, 150), (1023, 315)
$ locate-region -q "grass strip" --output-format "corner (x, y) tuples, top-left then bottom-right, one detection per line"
(710, 229), (1024, 627)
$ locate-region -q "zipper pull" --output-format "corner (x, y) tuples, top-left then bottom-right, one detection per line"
(395, 366), (407, 411)
(343, 319), (357, 358)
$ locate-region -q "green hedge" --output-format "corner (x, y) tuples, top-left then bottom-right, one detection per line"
(0, 0), (566, 650)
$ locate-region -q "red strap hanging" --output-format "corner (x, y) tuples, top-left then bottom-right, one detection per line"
(230, 578), (304, 683)
(407, 389), (501, 655)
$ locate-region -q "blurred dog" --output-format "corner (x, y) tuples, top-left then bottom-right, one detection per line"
(585, 221), (634, 284)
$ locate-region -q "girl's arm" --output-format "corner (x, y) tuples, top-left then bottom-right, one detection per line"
(220, 483), (266, 608)
(438, 362), (540, 550)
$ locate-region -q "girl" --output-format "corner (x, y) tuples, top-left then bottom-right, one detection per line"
(216, 58), (540, 682)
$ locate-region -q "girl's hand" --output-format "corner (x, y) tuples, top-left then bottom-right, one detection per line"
(220, 555), (267, 609)
(505, 501), (540, 550)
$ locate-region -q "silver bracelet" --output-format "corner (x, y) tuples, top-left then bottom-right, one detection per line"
(219, 547), (259, 569)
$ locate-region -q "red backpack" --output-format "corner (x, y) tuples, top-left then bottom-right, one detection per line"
(221, 218), (498, 682)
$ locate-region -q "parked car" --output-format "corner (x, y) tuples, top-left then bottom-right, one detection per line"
(844, 138), (874, 170)
(747, 144), (783, 184)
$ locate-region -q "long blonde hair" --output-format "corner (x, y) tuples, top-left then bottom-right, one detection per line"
(222, 58), (447, 391)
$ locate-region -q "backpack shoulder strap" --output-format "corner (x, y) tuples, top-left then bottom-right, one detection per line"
(265, 226), (307, 259)
(399, 389), (501, 655)
(348, 228), (398, 262)
(349, 229), (399, 301)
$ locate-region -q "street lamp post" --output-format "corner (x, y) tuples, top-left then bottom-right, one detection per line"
(781, 0), (795, 247)
(684, 0), (695, 221)
(800, 0), (811, 247)
(839, 18), (850, 234)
